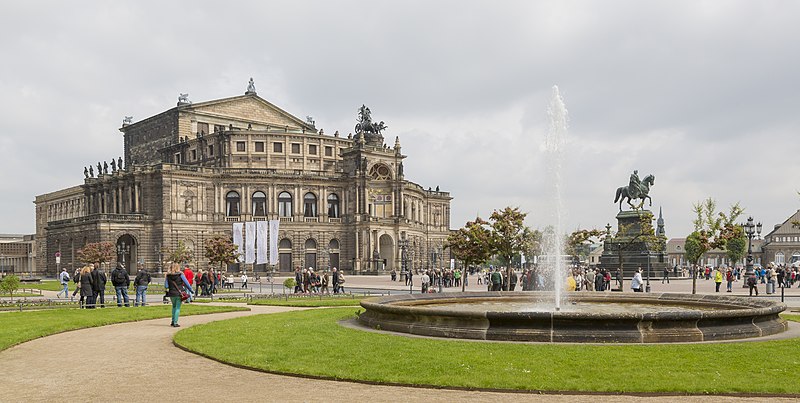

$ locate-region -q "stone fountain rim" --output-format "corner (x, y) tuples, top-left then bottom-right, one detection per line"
(359, 291), (787, 320)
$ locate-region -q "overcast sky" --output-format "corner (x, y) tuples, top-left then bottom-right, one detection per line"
(1, 1), (799, 239)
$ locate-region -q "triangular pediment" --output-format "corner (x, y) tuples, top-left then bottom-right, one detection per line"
(765, 209), (800, 237)
(188, 94), (313, 130)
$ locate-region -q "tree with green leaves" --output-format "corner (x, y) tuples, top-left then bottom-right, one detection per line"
(488, 207), (535, 291)
(0, 274), (20, 301)
(77, 241), (116, 266)
(446, 217), (493, 292)
(167, 240), (193, 264)
(566, 228), (606, 263)
(686, 198), (745, 293)
(204, 235), (239, 273)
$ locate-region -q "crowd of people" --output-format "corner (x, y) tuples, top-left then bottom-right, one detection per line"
(59, 262), (153, 308)
(292, 267), (345, 294)
(690, 262), (800, 296)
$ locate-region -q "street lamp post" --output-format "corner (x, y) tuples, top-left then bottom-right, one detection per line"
(117, 241), (130, 266)
(399, 238), (410, 294)
(154, 243), (163, 274)
(743, 216), (761, 287)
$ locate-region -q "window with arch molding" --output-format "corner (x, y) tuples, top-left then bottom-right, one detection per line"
(252, 191), (267, 216)
(278, 192), (292, 217)
(304, 193), (317, 217)
(775, 252), (785, 265)
(226, 191), (240, 216)
(327, 193), (340, 218)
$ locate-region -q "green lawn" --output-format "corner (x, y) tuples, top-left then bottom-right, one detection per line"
(174, 310), (800, 395)
(247, 296), (366, 307)
(0, 304), (248, 352)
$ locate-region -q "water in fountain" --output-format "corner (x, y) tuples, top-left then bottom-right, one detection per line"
(542, 85), (568, 311)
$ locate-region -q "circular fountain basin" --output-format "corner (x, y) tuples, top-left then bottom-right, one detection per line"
(357, 292), (788, 343)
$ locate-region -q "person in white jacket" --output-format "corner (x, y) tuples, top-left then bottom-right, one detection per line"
(631, 268), (643, 292)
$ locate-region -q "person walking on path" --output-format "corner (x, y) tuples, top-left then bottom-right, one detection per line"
(631, 268), (643, 292)
(110, 263), (130, 307)
(91, 265), (107, 308)
(79, 265), (96, 308)
(747, 271), (759, 296)
(321, 270), (330, 294)
(133, 268), (151, 306)
(57, 268), (70, 299)
(725, 268), (735, 292)
(714, 267), (724, 293)
(182, 264), (194, 301)
(662, 267), (670, 284)
(164, 263), (193, 327)
(241, 272), (248, 290)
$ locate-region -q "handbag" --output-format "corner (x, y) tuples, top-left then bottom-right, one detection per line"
(169, 278), (190, 302)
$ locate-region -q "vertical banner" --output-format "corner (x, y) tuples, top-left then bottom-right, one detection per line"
(268, 219), (280, 265)
(256, 221), (268, 265)
(245, 222), (256, 264)
(450, 258), (455, 270)
(232, 222), (244, 263)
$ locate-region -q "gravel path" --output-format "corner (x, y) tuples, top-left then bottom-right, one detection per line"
(0, 304), (794, 403)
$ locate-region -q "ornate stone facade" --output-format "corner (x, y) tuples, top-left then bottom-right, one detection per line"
(34, 87), (452, 276)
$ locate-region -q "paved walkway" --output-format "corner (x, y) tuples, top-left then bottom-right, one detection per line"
(0, 303), (797, 402)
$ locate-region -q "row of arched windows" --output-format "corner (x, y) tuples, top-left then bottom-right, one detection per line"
(226, 191), (340, 218)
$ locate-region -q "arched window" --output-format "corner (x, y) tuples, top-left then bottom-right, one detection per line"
(252, 191), (266, 217)
(304, 192), (317, 217)
(278, 192), (292, 217)
(327, 193), (340, 218)
(279, 238), (292, 249)
(775, 252), (785, 265)
(226, 191), (240, 216)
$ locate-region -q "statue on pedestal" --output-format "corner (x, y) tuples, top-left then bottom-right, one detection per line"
(614, 170), (655, 211)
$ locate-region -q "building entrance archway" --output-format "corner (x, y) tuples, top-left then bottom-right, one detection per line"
(379, 234), (394, 271)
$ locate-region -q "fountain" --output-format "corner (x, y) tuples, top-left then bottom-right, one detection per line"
(356, 86), (789, 343)
(543, 85), (568, 311)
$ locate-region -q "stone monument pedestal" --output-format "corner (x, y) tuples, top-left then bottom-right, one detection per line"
(599, 210), (667, 280)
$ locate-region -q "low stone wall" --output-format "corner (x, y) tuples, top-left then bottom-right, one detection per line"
(358, 292), (788, 343)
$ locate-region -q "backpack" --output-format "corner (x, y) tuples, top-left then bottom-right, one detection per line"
(113, 269), (127, 284)
(62, 273), (70, 282)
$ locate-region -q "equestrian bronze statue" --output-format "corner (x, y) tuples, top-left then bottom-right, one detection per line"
(614, 170), (655, 211)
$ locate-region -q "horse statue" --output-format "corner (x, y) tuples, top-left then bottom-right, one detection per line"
(614, 174), (655, 211)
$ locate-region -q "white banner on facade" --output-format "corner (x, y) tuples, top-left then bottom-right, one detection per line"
(256, 221), (268, 265)
(521, 255), (527, 265)
(450, 258), (455, 270)
(245, 222), (256, 264)
(232, 222), (244, 263)
(268, 219), (280, 265)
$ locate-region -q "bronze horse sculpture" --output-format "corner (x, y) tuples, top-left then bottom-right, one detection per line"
(614, 174), (655, 211)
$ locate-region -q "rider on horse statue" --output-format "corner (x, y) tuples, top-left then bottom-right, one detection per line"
(628, 170), (645, 200)
(615, 170), (655, 211)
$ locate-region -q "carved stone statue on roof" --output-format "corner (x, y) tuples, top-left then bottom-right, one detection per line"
(354, 104), (387, 146)
(84, 167), (89, 178)
(246, 78), (256, 95)
(118, 157), (123, 170)
(110, 159), (116, 172)
(89, 166), (94, 178)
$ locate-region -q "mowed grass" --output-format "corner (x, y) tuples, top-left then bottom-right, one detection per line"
(175, 310), (800, 395)
(248, 296), (366, 307)
(0, 304), (248, 352)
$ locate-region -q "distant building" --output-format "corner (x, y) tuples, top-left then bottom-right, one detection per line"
(761, 210), (800, 266)
(0, 234), (36, 276)
(34, 82), (452, 276)
(666, 237), (764, 269)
